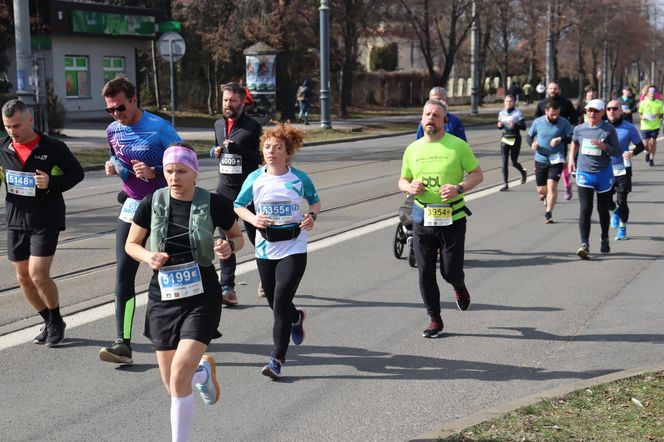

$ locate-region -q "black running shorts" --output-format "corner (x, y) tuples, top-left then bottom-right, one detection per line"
(7, 228), (60, 262)
(535, 161), (563, 187)
(144, 291), (221, 351)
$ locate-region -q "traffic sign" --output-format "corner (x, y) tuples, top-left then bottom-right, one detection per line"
(158, 32), (186, 62)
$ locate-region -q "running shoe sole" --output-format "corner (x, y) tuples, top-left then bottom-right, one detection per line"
(261, 365), (280, 379)
(200, 355), (220, 404)
(576, 247), (590, 260)
(98, 348), (134, 364)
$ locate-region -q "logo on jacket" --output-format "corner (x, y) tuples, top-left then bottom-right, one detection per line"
(33, 155), (48, 160)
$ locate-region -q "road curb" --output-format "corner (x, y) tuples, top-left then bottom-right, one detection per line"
(411, 363), (664, 441)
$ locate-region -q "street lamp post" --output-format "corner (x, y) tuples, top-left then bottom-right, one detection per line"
(319, 0), (332, 129)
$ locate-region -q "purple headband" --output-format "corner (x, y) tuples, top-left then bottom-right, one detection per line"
(163, 146), (199, 173)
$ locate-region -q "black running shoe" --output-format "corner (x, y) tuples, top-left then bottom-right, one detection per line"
(422, 317), (444, 338)
(45, 321), (66, 347)
(33, 324), (48, 345)
(455, 287), (471, 311)
(649, 160), (655, 167)
(645, 153), (651, 164)
(500, 184), (509, 191)
(521, 169), (527, 184)
(600, 238), (610, 254)
(99, 339), (133, 364)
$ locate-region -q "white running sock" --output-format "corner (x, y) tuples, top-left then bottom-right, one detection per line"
(191, 365), (208, 386)
(171, 394), (195, 442)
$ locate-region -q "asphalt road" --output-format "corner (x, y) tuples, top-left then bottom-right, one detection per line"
(1, 127), (663, 441)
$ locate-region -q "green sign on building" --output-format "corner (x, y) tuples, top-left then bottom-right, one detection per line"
(71, 10), (156, 37)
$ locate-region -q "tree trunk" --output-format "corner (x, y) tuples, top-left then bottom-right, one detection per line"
(206, 61), (213, 115)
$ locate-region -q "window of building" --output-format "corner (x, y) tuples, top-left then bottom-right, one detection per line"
(65, 56), (90, 98)
(103, 57), (126, 83)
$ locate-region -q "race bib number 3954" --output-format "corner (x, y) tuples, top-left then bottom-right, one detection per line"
(424, 204), (453, 226)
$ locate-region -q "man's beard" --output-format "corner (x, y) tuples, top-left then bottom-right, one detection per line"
(224, 106), (241, 119)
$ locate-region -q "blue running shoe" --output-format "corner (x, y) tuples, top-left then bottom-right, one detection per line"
(615, 226), (627, 241)
(291, 309), (306, 345)
(195, 355), (219, 405)
(261, 357), (282, 379)
(610, 212), (619, 229)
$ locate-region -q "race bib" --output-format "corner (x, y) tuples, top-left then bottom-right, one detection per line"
(500, 116), (513, 125)
(501, 136), (516, 146)
(580, 139), (602, 156)
(612, 163), (626, 176)
(260, 200), (295, 225)
(219, 154), (242, 174)
(158, 261), (204, 301)
(644, 113), (657, 121)
(118, 198), (141, 223)
(5, 170), (36, 196)
(423, 204), (452, 227)
(549, 152), (565, 165)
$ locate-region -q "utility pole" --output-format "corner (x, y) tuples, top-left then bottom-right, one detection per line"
(319, 0), (332, 129)
(470, 0), (480, 116)
(651, 3), (657, 87)
(13, 0), (34, 108)
(545, 0), (554, 85)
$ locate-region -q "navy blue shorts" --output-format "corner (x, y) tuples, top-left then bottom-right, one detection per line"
(641, 128), (659, 139)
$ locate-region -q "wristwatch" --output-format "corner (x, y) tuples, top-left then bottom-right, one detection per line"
(228, 239), (236, 252)
(308, 212), (318, 221)
(456, 185), (465, 194)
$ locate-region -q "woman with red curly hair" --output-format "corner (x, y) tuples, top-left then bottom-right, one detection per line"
(234, 123), (321, 379)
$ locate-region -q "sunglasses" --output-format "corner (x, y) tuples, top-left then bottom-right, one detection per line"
(105, 104), (127, 114)
(606, 107), (620, 111)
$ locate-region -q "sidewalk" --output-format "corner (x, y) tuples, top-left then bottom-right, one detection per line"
(57, 103), (507, 151)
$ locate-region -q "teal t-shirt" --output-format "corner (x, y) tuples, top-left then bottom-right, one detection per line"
(401, 133), (479, 220)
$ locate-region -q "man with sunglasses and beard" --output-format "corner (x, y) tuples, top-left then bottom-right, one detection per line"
(605, 100), (645, 241)
(98, 77), (182, 365)
(211, 82), (262, 305)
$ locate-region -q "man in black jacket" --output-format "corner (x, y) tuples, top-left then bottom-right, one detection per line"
(0, 99), (84, 346)
(212, 82), (262, 305)
(534, 81), (577, 125)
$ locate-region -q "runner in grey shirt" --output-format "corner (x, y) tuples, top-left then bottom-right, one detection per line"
(571, 120), (621, 172)
(568, 99), (622, 260)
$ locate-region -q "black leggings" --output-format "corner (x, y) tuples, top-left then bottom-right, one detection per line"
(219, 216), (256, 289)
(615, 191), (629, 223)
(256, 253), (307, 361)
(115, 219), (141, 342)
(578, 186), (612, 244)
(500, 137), (525, 183)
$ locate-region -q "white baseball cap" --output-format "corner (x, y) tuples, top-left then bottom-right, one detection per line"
(585, 99), (605, 111)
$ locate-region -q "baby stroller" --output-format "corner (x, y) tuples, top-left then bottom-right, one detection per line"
(393, 194), (416, 267)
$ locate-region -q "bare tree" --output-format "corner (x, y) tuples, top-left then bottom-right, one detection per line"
(398, 0), (473, 87)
